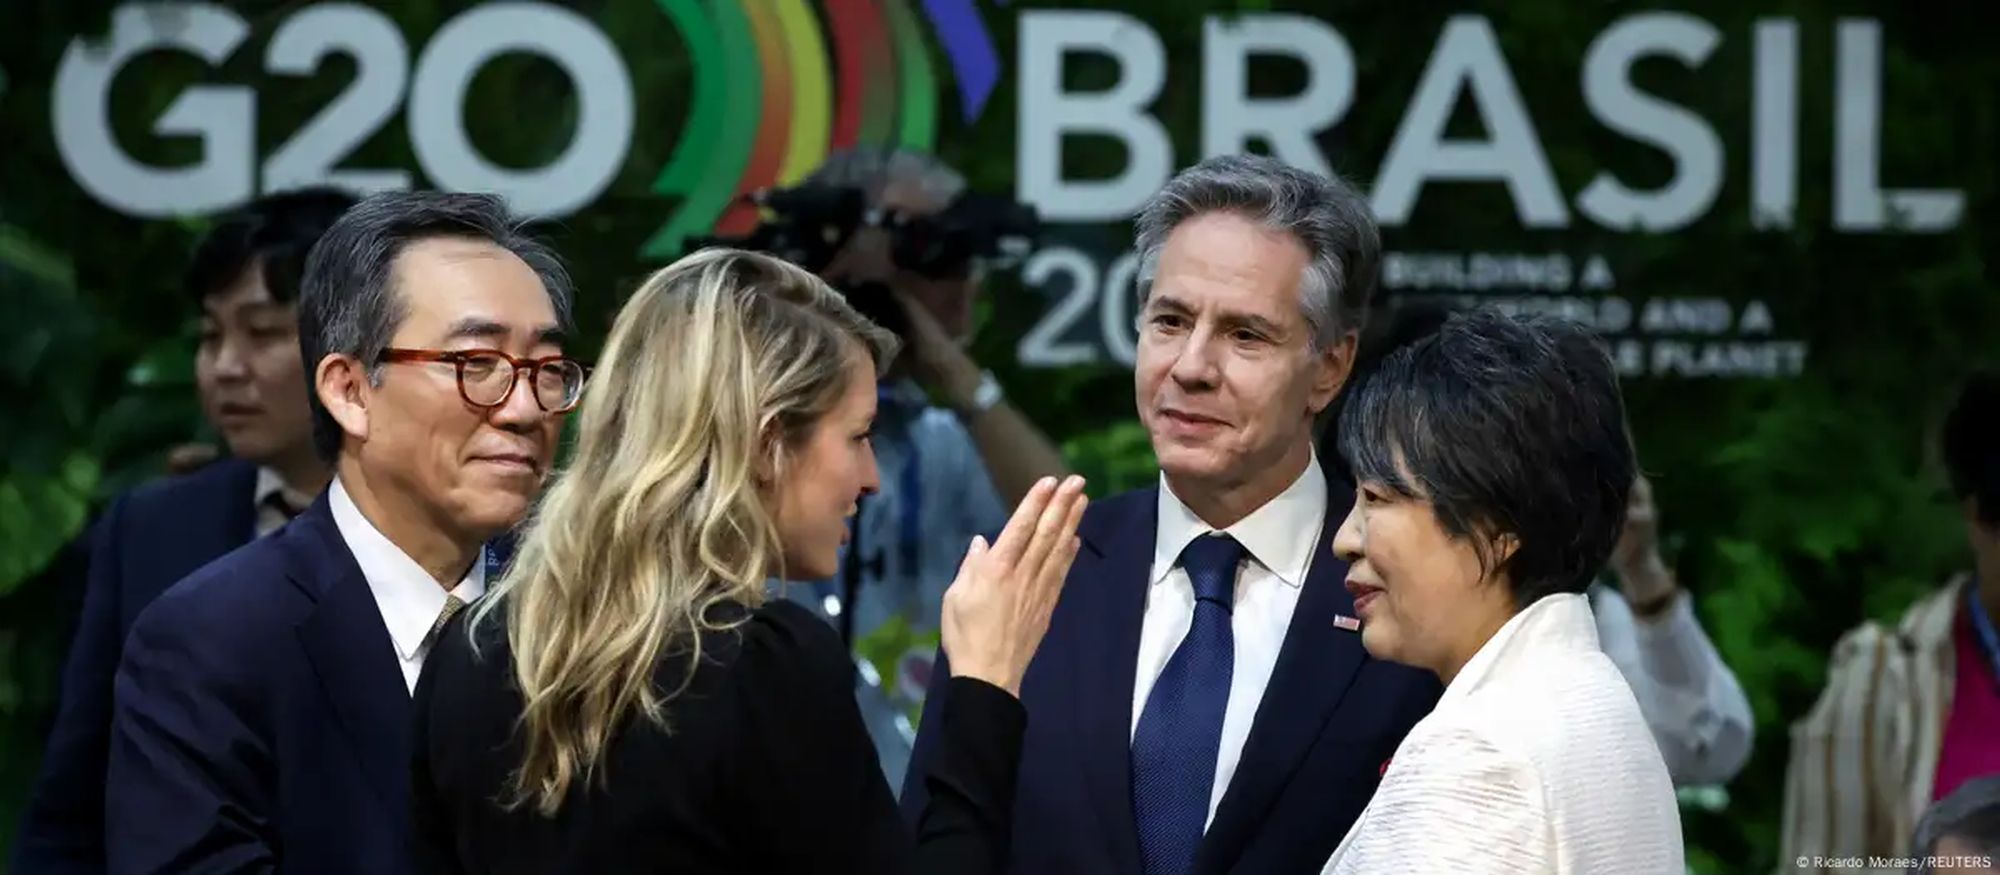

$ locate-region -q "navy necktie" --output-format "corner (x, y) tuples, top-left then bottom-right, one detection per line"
(1132, 532), (1245, 875)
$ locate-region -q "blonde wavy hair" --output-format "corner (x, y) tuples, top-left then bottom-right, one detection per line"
(468, 247), (897, 816)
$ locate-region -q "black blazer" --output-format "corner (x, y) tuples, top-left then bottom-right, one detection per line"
(410, 600), (1025, 874)
(105, 493), (424, 874)
(15, 458), (260, 874)
(903, 485), (1443, 875)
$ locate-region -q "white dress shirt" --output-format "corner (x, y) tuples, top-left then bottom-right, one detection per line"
(328, 478), (486, 693)
(252, 467), (316, 537)
(1132, 453), (1327, 829)
(1321, 593), (1684, 874)
(1590, 584), (1756, 786)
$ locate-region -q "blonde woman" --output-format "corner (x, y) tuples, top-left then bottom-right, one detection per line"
(409, 249), (1087, 874)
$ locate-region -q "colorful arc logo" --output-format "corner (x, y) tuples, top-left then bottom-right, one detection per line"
(644, 0), (1001, 257)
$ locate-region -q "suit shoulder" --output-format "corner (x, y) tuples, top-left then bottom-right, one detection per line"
(118, 458), (257, 515)
(1087, 487), (1156, 517)
(737, 600), (850, 672)
(133, 535), (300, 645)
(1459, 652), (1663, 776)
(1076, 487), (1156, 543)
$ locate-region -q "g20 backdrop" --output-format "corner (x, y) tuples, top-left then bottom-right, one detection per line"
(3, 1), (1996, 870)
(39, 1), (1986, 375)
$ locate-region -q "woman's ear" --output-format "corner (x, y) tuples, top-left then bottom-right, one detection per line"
(754, 425), (783, 488)
(1490, 532), (1521, 570)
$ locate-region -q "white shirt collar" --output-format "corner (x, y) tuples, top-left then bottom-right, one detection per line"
(327, 477), (486, 662)
(1151, 452), (1329, 589)
(254, 467), (313, 510)
(1442, 592), (1599, 703)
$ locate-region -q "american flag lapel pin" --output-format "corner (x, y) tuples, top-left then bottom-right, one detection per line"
(1333, 614), (1362, 632)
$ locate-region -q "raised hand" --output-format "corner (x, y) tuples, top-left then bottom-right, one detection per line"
(1611, 473), (1677, 611)
(940, 475), (1089, 697)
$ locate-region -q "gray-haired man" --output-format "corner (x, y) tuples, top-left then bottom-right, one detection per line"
(903, 154), (1440, 875)
(105, 191), (582, 874)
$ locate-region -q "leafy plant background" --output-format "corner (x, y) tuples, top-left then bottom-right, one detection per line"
(2, 1), (1996, 872)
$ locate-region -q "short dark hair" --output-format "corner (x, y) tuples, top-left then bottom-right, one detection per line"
(185, 187), (358, 307)
(1943, 373), (2000, 528)
(1337, 308), (1635, 607)
(298, 191), (574, 462)
(1911, 776), (2000, 872)
(1321, 297), (1461, 479)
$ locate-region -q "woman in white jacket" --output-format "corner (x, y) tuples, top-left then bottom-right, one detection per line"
(1320, 309), (1684, 874)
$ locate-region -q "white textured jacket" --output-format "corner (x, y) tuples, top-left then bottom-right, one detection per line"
(1322, 593), (1685, 874)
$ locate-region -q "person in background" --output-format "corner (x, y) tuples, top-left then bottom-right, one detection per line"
(1603, 469), (1756, 786)
(410, 248), (1088, 873)
(906, 154), (1441, 875)
(1783, 373), (2000, 874)
(11, 186), (355, 875)
(788, 147), (1072, 788)
(1323, 297), (1755, 788)
(104, 191), (579, 874)
(1910, 775), (2000, 874)
(1318, 308), (1681, 872)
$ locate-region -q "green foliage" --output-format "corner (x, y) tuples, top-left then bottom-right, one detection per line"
(1062, 420), (1159, 498)
(0, 227), (97, 592)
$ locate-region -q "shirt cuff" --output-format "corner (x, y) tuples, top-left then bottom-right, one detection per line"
(1629, 591), (1713, 684)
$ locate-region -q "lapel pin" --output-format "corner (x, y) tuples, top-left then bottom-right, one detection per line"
(1333, 615), (1361, 632)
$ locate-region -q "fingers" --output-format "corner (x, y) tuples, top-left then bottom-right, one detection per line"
(991, 477), (1060, 565)
(1029, 486), (1090, 583)
(1018, 476), (1086, 573)
(949, 535), (987, 586)
(1043, 531), (1084, 597)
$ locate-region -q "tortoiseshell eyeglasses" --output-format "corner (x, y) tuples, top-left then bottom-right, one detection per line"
(378, 348), (588, 413)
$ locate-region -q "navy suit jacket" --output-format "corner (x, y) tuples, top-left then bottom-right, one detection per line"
(103, 493), (417, 875)
(903, 484), (1442, 875)
(13, 458), (260, 874)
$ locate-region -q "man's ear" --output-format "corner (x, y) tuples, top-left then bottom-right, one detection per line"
(315, 354), (372, 450)
(1309, 331), (1357, 414)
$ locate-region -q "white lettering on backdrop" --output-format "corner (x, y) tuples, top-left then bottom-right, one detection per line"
(53, 1), (631, 218)
(47, 5), (1961, 374)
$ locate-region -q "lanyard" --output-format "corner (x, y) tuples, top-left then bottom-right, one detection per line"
(1968, 580), (2000, 689)
(877, 383), (924, 573)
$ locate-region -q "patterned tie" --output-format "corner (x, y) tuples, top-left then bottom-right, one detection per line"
(263, 490), (307, 519)
(421, 595), (467, 654)
(1132, 533), (1245, 875)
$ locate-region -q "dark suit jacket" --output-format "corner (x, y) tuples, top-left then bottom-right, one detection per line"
(13, 458), (259, 874)
(412, 600), (1027, 874)
(104, 493), (415, 875)
(904, 484), (1443, 875)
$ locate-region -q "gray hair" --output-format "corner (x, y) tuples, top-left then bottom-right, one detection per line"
(1134, 154), (1379, 349)
(1911, 776), (2000, 873)
(803, 147), (966, 211)
(297, 190), (574, 462)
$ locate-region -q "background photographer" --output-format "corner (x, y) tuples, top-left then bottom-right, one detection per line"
(784, 148), (1070, 787)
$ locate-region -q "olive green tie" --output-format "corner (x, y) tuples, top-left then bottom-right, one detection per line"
(421, 595), (468, 654)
